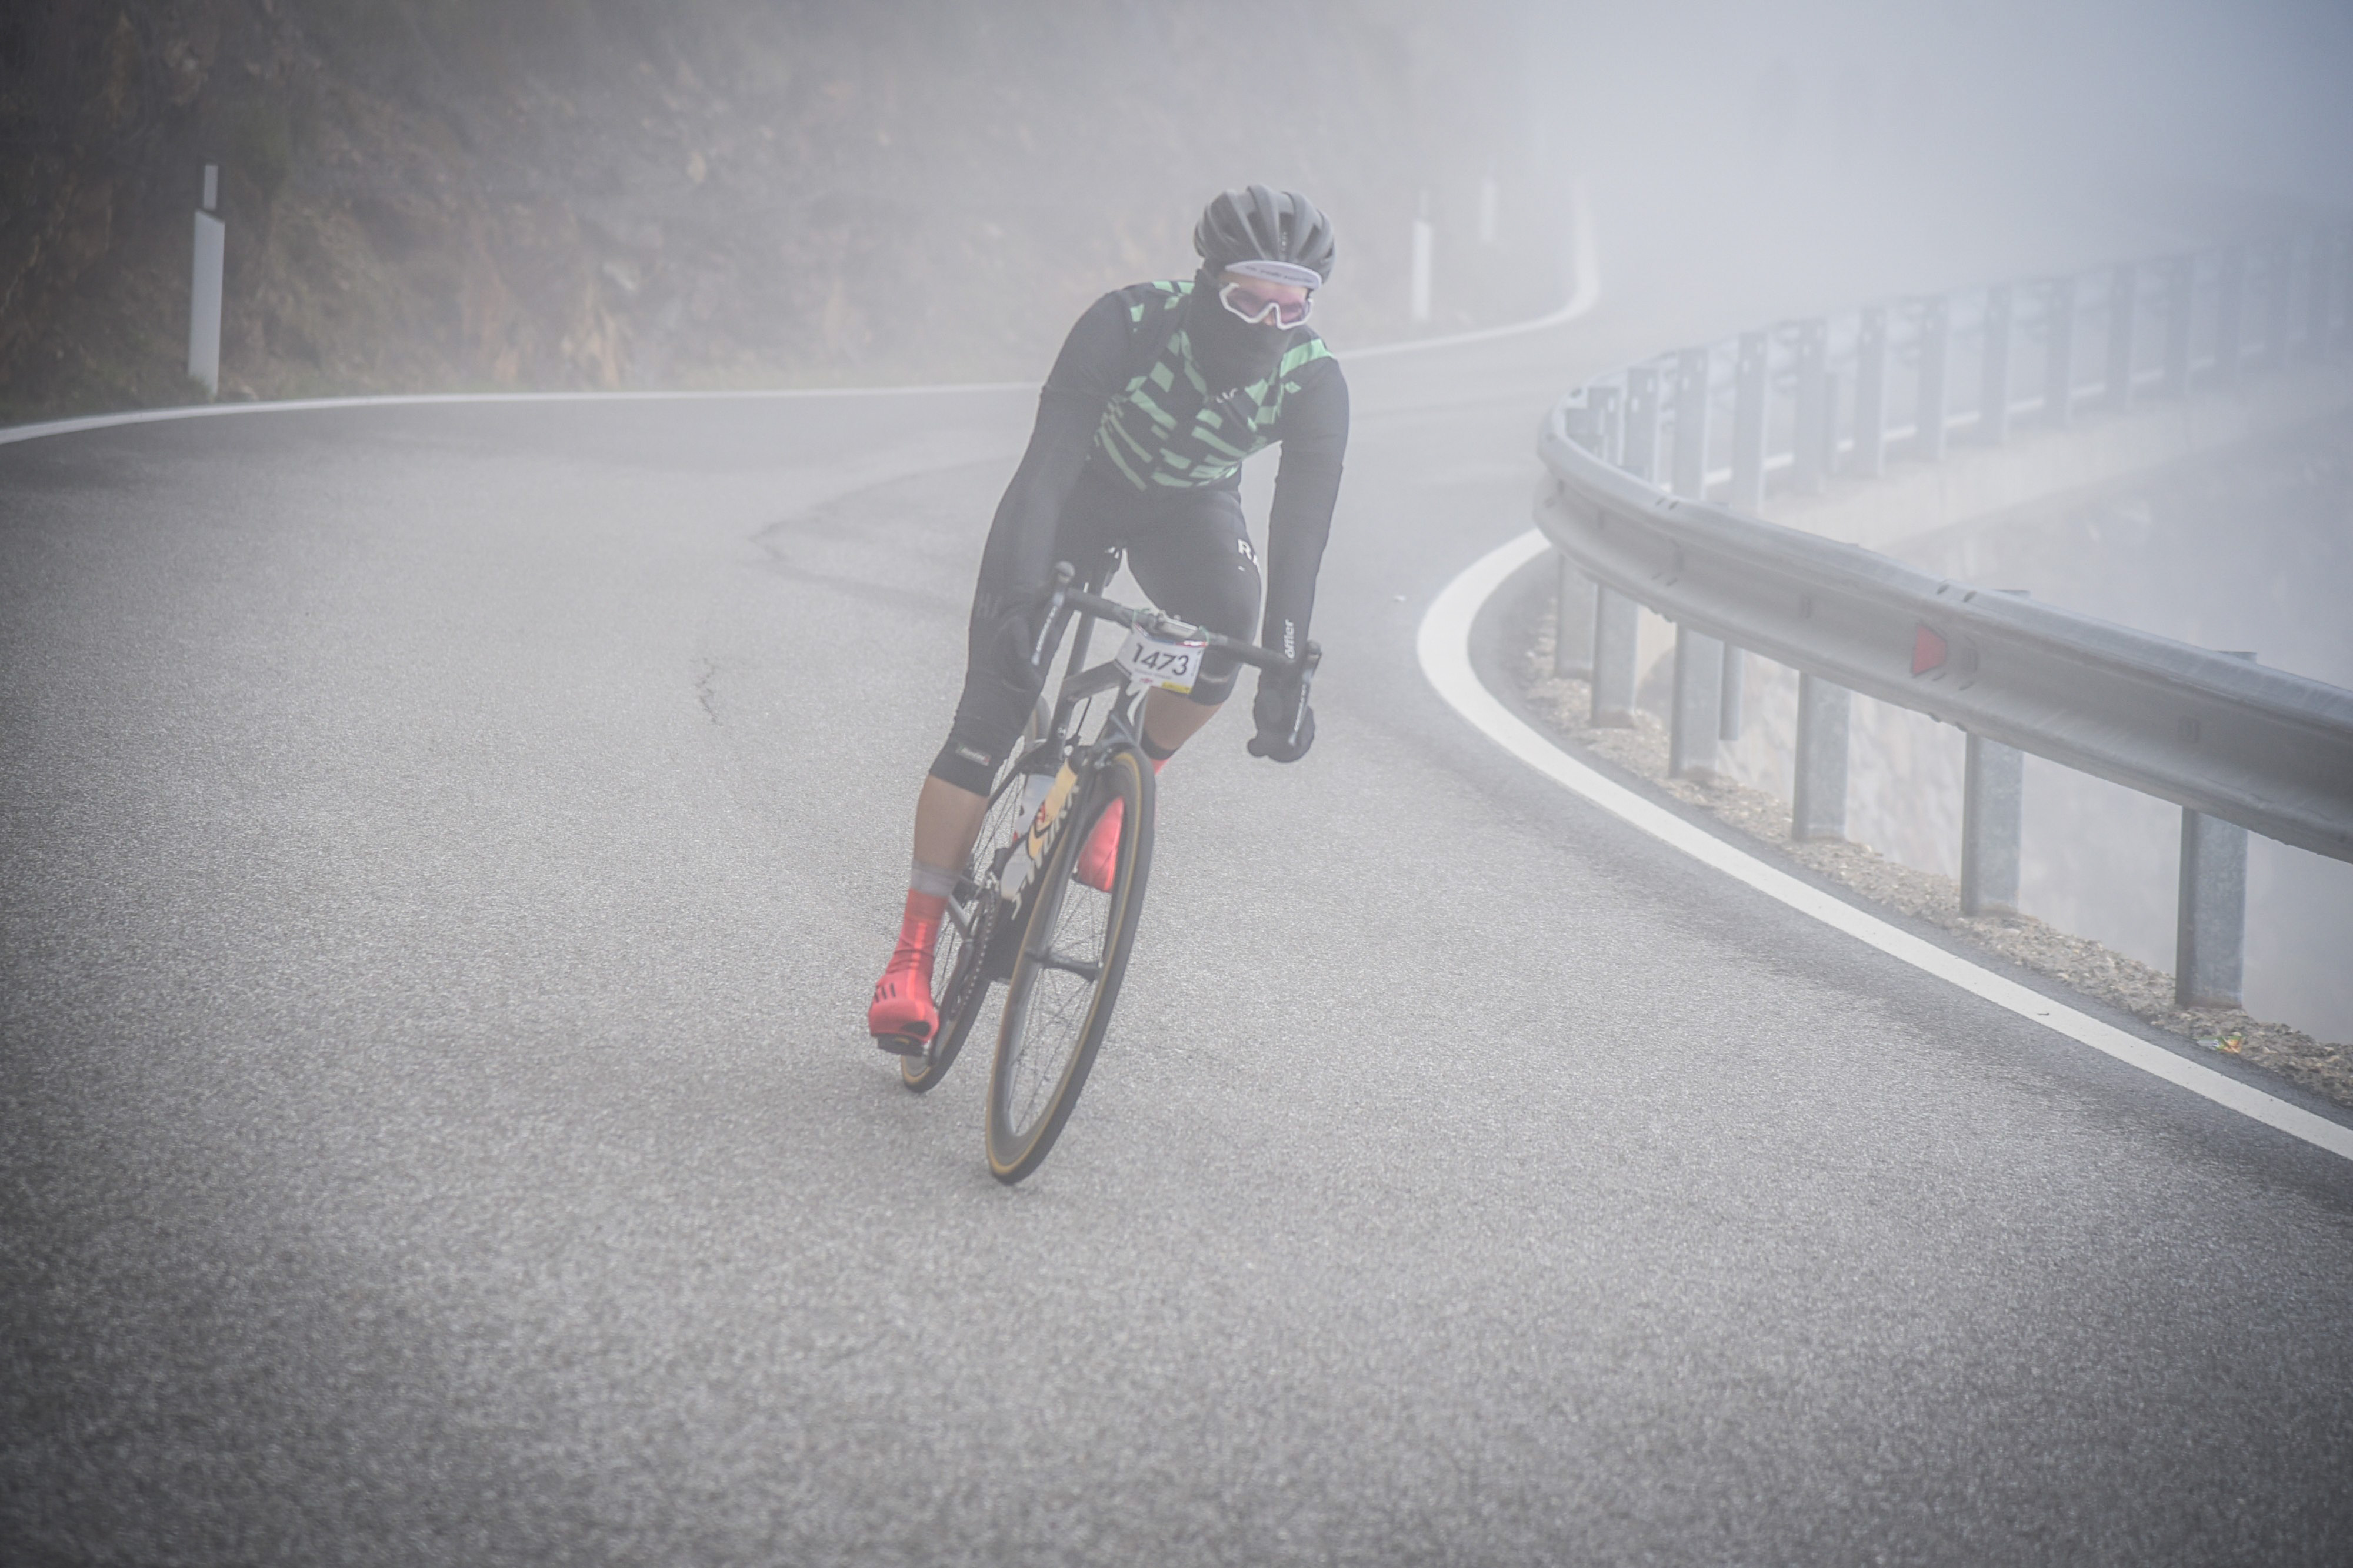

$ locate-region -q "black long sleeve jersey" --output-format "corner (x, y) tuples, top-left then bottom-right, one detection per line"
(985, 280), (1350, 658)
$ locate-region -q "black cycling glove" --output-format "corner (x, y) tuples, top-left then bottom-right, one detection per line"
(1247, 668), (1315, 763)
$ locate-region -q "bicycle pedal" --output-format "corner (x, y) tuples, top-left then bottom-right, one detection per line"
(873, 1030), (929, 1057)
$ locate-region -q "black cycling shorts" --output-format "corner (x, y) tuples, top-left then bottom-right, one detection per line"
(929, 463), (1262, 795)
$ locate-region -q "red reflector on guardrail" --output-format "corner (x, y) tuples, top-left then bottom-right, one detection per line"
(1912, 625), (1948, 676)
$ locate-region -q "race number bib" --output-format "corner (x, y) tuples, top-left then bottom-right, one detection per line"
(1114, 625), (1208, 695)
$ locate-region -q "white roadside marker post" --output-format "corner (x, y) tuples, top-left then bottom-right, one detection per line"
(189, 164), (224, 398)
(1409, 195), (1434, 325)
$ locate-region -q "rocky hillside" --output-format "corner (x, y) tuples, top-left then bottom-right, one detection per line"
(1, 0), (1558, 422)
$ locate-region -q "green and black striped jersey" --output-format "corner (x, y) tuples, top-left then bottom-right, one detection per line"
(1092, 279), (1338, 492)
(984, 278), (1349, 659)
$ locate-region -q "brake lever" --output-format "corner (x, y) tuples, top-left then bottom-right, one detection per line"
(1030, 561), (1078, 671)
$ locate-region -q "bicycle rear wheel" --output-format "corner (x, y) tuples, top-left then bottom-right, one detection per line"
(985, 740), (1154, 1182)
(903, 700), (1051, 1093)
(899, 884), (1001, 1093)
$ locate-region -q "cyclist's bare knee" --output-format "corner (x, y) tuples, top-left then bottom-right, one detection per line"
(1140, 688), (1222, 756)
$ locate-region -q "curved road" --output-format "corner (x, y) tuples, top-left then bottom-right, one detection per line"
(5, 221), (2351, 1564)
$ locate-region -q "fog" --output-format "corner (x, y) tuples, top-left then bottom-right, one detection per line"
(1512, 0), (2352, 315)
(15, 1), (2353, 403)
(9, 0), (2350, 1021)
(1483, 2), (2353, 1042)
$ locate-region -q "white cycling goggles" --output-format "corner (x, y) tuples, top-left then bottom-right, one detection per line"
(1218, 280), (1314, 329)
(1222, 258), (1324, 289)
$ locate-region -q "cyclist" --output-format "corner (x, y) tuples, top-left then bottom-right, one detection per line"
(868, 185), (1348, 1053)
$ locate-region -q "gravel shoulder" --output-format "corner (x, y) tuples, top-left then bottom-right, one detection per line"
(1515, 621), (2353, 1115)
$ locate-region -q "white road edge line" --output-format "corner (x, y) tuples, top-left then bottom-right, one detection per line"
(1417, 527), (2353, 1164)
(0, 182), (1598, 448)
(0, 379), (1036, 448)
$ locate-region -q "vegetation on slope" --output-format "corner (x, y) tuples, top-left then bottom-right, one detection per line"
(1, 0), (1554, 421)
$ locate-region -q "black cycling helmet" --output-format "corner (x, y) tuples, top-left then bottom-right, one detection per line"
(1194, 185), (1337, 288)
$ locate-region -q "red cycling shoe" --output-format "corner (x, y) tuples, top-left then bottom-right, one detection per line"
(1076, 753), (1170, 891)
(1074, 799), (1124, 892)
(867, 925), (939, 1053)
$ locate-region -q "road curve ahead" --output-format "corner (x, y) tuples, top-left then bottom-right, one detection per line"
(5, 256), (2352, 1566)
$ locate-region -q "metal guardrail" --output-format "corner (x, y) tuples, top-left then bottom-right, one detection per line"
(1534, 227), (2353, 1010)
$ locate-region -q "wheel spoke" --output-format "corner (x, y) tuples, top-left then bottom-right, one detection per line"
(1004, 879), (1112, 1127)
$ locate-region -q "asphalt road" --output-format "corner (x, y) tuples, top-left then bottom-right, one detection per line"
(6, 212), (2352, 1565)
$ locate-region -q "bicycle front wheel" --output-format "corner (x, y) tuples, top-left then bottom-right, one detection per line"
(984, 740), (1154, 1182)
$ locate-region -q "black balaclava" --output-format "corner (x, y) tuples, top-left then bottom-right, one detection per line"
(1185, 268), (1292, 393)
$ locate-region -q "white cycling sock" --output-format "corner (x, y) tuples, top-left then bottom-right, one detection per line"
(909, 858), (958, 901)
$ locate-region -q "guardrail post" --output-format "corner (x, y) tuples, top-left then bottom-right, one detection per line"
(1914, 296), (1949, 459)
(1561, 401), (1600, 451)
(1554, 553), (1595, 679)
(1853, 306), (1888, 476)
(2041, 275), (2077, 427)
(1959, 732), (2024, 916)
(1979, 284), (2014, 443)
(1719, 644), (1745, 742)
(2175, 650), (2255, 1009)
(1818, 368), (1840, 477)
(1730, 331), (1769, 510)
(1671, 347), (1711, 499)
(1791, 318), (1829, 494)
(1791, 674), (1850, 840)
(2105, 263), (2137, 412)
(1590, 588), (1639, 727)
(2160, 255), (2195, 396)
(1588, 383), (1622, 465)
(2214, 246), (2246, 385)
(2176, 808), (2249, 1009)
(1624, 365), (1662, 484)
(2262, 240), (2295, 372)
(1669, 625), (1722, 778)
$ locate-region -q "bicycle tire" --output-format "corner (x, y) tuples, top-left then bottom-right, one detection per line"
(984, 740), (1154, 1182)
(902, 697), (1051, 1093)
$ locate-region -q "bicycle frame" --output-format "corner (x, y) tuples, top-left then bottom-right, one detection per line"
(916, 558), (1321, 1113)
(981, 556), (1321, 916)
(995, 618), (1147, 902)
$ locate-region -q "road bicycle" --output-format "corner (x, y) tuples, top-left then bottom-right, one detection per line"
(900, 558), (1317, 1183)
